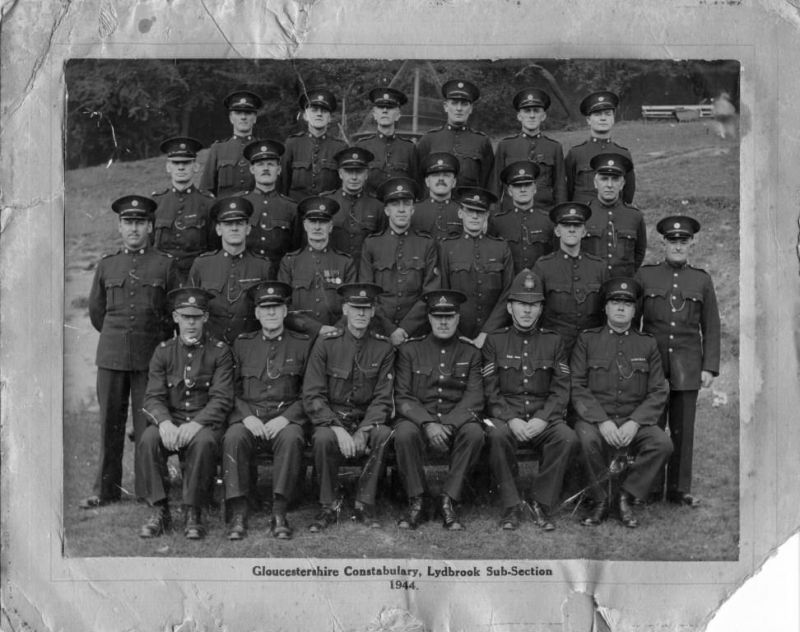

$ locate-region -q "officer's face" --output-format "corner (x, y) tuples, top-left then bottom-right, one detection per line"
(215, 219), (251, 246)
(303, 106), (331, 131)
(587, 108), (615, 134)
(507, 300), (543, 329)
(458, 206), (488, 236)
(173, 310), (208, 343)
(255, 303), (287, 334)
(385, 198), (415, 232)
(605, 299), (636, 330)
(304, 218), (333, 246)
(594, 173), (625, 203)
(250, 158), (281, 186)
(118, 217), (153, 250)
(443, 98), (473, 125)
(425, 171), (457, 198)
(343, 303), (375, 334)
(166, 158), (196, 185)
(229, 110), (257, 135)
(507, 182), (536, 207)
(517, 106), (547, 133)
(339, 167), (368, 194)
(555, 222), (587, 247)
(372, 105), (401, 128)
(664, 235), (693, 265)
(429, 313), (459, 339)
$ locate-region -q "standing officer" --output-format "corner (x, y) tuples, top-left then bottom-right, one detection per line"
(200, 89), (263, 197)
(188, 197), (272, 345)
(356, 87), (418, 196)
(360, 177), (440, 345)
(280, 88), (347, 201)
(222, 281), (312, 541)
(489, 160), (555, 274)
(491, 88), (567, 213)
(152, 137), (217, 285)
(137, 287), (234, 539)
(532, 202), (607, 359)
(571, 278), (671, 528)
(393, 290), (485, 531)
(238, 139), (299, 278)
(81, 195), (178, 510)
(415, 79), (494, 190)
(324, 147), (385, 261)
(636, 216), (720, 506)
(302, 283), (395, 530)
(565, 91), (635, 205)
(410, 152), (463, 242)
(439, 187), (514, 348)
(583, 153), (646, 278)
(279, 196), (356, 336)
(483, 270), (576, 531)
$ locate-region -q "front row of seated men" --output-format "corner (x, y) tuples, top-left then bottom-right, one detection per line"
(136, 268), (672, 541)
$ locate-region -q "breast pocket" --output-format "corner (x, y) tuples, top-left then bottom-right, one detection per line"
(141, 277), (167, 310)
(104, 277), (126, 307)
(498, 356), (521, 392)
(217, 160), (236, 189)
(481, 261), (506, 290)
(628, 359), (651, 394)
(587, 356), (613, 393)
(411, 365), (433, 391)
(615, 228), (637, 260)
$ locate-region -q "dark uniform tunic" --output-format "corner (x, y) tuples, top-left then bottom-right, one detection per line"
(323, 188), (386, 261)
(238, 188), (300, 278)
(200, 136), (254, 198)
(636, 260), (721, 495)
(583, 198), (646, 277)
(393, 334), (485, 501)
(488, 207), (555, 274)
(302, 328), (395, 505)
(439, 233), (514, 338)
(222, 329), (312, 502)
(410, 198), (462, 242)
(278, 245), (356, 336)
(137, 334), (234, 507)
(356, 132), (418, 196)
(491, 132), (567, 212)
(415, 125), (494, 189)
(570, 326), (671, 501)
(151, 185), (217, 283)
(280, 131), (347, 201)
(483, 326), (577, 509)
(188, 250), (272, 345)
(565, 137), (635, 205)
(533, 250), (608, 358)
(359, 228), (440, 338)
(89, 246), (178, 501)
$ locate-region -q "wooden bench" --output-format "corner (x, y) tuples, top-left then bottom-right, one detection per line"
(641, 104), (714, 122)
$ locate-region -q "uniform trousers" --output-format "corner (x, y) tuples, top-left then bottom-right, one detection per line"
(222, 422), (306, 502)
(311, 424), (392, 506)
(658, 389), (699, 495)
(94, 368), (148, 501)
(393, 419), (485, 501)
(487, 420), (578, 509)
(575, 420), (672, 502)
(135, 424), (223, 507)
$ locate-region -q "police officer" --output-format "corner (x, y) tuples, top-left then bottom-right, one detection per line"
(238, 139), (299, 278)
(415, 79), (494, 190)
(280, 88), (347, 201)
(583, 153), (646, 277)
(302, 283), (395, 530)
(152, 137), (217, 284)
(565, 91), (636, 205)
(222, 281), (312, 541)
(279, 196), (356, 336)
(81, 195), (179, 510)
(188, 197), (272, 345)
(137, 287), (234, 539)
(636, 216), (720, 506)
(489, 161), (555, 274)
(360, 177), (441, 345)
(483, 270), (577, 531)
(356, 87), (418, 196)
(571, 278), (671, 528)
(410, 152), (463, 242)
(491, 88), (567, 213)
(439, 187), (514, 348)
(200, 89), (263, 197)
(393, 290), (485, 531)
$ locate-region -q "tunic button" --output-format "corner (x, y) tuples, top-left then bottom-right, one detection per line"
(668, 348), (673, 352)
(670, 321), (675, 326)
(669, 335), (674, 339)
(185, 391), (190, 397)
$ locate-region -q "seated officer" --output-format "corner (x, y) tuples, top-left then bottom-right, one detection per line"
(302, 283), (395, 531)
(137, 287), (234, 540)
(222, 281), (312, 541)
(570, 278), (671, 528)
(393, 290), (485, 531)
(410, 152), (463, 242)
(483, 270), (576, 531)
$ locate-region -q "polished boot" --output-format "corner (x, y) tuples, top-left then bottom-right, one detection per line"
(184, 505), (206, 540)
(530, 500), (555, 531)
(618, 491), (639, 528)
(270, 514), (293, 540)
(581, 498), (609, 526)
(397, 496), (426, 530)
(139, 502), (171, 538)
(440, 494), (464, 531)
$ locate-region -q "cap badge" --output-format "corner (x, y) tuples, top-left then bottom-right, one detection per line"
(437, 296), (447, 305)
(359, 290), (366, 297)
(472, 195), (480, 201)
(674, 222), (681, 228)
(188, 296), (196, 304)
(179, 143), (186, 149)
(261, 145), (267, 151)
(599, 96), (605, 102)
(457, 82), (464, 88)
(518, 169), (525, 175)
(436, 159), (443, 165)
(528, 93), (533, 99)
(237, 98), (247, 105)
(396, 185), (403, 191)
(319, 204), (326, 211)
(620, 283), (628, 289)
(569, 208), (576, 215)
(383, 93), (389, 99)
(608, 160), (615, 166)
(352, 153), (358, 159)
(229, 202), (236, 209)
(524, 276), (534, 289)
(131, 200), (139, 207)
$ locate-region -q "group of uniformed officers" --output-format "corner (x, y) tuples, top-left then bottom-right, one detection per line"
(81, 77), (721, 542)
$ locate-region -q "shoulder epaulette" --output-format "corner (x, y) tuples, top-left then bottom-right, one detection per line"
(539, 327), (560, 336)
(284, 247), (303, 257)
(410, 229), (434, 241)
(198, 188), (215, 198)
(583, 326), (604, 334)
(319, 188), (338, 197)
(405, 335), (427, 343)
(288, 130), (305, 138)
(196, 250), (220, 258)
(536, 251), (557, 262)
(330, 248), (353, 259)
(154, 249), (174, 258)
(582, 252), (604, 262)
(100, 250), (121, 259)
(484, 233), (506, 242)
(159, 341), (167, 347)
(492, 207), (512, 217)
(151, 187), (169, 196)
(211, 138), (225, 145)
(425, 126), (445, 134)
(613, 141), (631, 151)
(357, 132), (377, 140)
(570, 140), (590, 149)
(458, 335), (477, 347)
(688, 264), (710, 274)
(500, 133), (518, 141)
(494, 326), (511, 334)
(472, 129), (489, 138)
(287, 329), (310, 340)
(541, 133), (559, 142)
(322, 328), (344, 339)
(441, 234), (463, 242)
(370, 331), (389, 341)
(215, 340), (227, 348)
(237, 330), (259, 340)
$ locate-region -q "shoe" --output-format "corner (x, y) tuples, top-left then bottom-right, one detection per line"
(647, 491), (664, 505)
(139, 504), (171, 538)
(667, 492), (701, 507)
(227, 512), (247, 541)
(308, 508), (337, 533)
(440, 494), (464, 531)
(352, 501), (381, 529)
(184, 506), (206, 540)
(530, 501), (555, 531)
(397, 496), (426, 530)
(270, 514), (293, 540)
(500, 504), (521, 531)
(581, 499), (609, 526)
(79, 495), (112, 510)
(618, 492), (639, 528)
